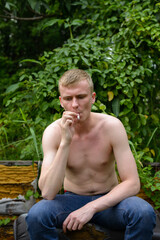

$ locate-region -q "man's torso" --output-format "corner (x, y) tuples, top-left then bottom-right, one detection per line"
(60, 113), (119, 195)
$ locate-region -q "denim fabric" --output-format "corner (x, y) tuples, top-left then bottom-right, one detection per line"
(26, 192), (156, 240)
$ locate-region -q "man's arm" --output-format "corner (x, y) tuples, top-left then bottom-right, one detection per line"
(90, 118), (140, 210)
(63, 117), (140, 232)
(38, 124), (70, 200)
(39, 111), (78, 200)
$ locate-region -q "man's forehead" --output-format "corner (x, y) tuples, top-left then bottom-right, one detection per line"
(59, 79), (89, 87)
(59, 80), (90, 93)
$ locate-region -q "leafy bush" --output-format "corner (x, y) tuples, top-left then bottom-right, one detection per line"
(0, 0), (160, 209)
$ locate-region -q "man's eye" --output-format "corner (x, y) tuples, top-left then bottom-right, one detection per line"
(66, 98), (72, 101)
(78, 95), (85, 99)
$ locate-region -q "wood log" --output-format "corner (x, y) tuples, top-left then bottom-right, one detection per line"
(58, 224), (112, 240)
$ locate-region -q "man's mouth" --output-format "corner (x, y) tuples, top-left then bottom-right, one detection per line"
(77, 114), (80, 120)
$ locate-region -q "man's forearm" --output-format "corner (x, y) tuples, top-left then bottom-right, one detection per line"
(39, 142), (70, 200)
(89, 179), (140, 214)
(62, 179), (140, 232)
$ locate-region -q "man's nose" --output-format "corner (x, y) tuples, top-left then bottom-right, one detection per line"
(72, 98), (78, 108)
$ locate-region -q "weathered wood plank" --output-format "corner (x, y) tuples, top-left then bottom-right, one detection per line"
(0, 160), (39, 166)
(0, 198), (35, 215)
(61, 224), (111, 240)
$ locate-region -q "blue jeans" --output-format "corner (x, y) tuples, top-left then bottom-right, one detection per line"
(26, 192), (156, 240)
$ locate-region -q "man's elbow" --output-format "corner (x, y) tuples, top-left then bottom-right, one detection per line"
(42, 193), (55, 200)
(41, 189), (56, 200)
(39, 184), (56, 200)
(133, 179), (141, 195)
(38, 179), (61, 200)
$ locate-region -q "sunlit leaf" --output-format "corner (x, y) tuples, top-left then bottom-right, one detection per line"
(107, 91), (114, 101)
(150, 149), (155, 157)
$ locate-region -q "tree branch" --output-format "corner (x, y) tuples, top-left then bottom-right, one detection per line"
(0, 13), (54, 21)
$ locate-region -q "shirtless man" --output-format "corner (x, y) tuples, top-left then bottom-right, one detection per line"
(26, 69), (156, 240)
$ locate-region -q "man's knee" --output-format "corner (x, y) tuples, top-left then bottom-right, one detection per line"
(125, 197), (156, 227)
(26, 200), (55, 227)
(138, 201), (156, 227)
(26, 203), (43, 227)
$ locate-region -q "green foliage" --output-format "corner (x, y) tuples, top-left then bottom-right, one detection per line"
(0, 0), (160, 207)
(1, 0), (160, 160)
(141, 169), (160, 210)
(0, 218), (11, 226)
(25, 189), (41, 200)
(0, 216), (16, 226)
(130, 139), (160, 209)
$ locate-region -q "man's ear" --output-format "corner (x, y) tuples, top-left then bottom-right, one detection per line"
(92, 92), (96, 104)
(59, 96), (64, 108)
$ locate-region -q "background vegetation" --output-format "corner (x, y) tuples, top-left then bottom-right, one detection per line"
(0, 0), (160, 208)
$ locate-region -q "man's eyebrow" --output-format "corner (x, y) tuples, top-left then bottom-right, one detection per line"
(75, 94), (88, 98)
(63, 93), (87, 98)
(63, 95), (72, 99)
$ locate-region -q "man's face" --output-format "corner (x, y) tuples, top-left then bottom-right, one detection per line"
(59, 80), (96, 121)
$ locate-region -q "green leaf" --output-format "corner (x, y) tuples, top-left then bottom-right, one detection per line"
(99, 103), (106, 111)
(131, 38), (136, 46)
(5, 2), (11, 10)
(81, 56), (90, 66)
(3, 218), (11, 225)
(5, 83), (20, 93)
(71, 19), (84, 26)
(110, 16), (117, 22)
(33, 191), (40, 199)
(20, 59), (42, 65)
(92, 104), (98, 111)
(151, 114), (159, 124)
(5, 2), (16, 10)
(112, 98), (120, 117)
(54, 66), (61, 72)
(139, 114), (147, 125)
(19, 108), (27, 122)
(143, 156), (154, 162)
(25, 190), (33, 200)
(119, 108), (131, 117)
(135, 79), (143, 83)
(151, 186), (156, 191)
(28, 0), (37, 10)
(42, 19), (60, 30)
(133, 89), (138, 97)
(64, 49), (70, 56)
(146, 127), (158, 147)
(30, 127), (40, 159)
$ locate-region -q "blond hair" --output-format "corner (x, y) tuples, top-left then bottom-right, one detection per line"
(59, 69), (94, 93)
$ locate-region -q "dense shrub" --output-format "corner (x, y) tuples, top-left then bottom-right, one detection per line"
(0, 0), (160, 208)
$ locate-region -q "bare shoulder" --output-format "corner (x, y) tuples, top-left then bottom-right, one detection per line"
(42, 119), (62, 149)
(92, 112), (123, 130)
(43, 119), (61, 133)
(92, 113), (127, 144)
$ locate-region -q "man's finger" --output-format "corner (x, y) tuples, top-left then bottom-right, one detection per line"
(72, 221), (79, 231)
(78, 222), (84, 230)
(63, 217), (71, 233)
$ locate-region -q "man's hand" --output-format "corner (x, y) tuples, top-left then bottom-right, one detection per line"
(60, 111), (79, 145)
(63, 204), (95, 233)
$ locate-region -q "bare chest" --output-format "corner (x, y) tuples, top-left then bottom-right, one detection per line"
(67, 132), (113, 171)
